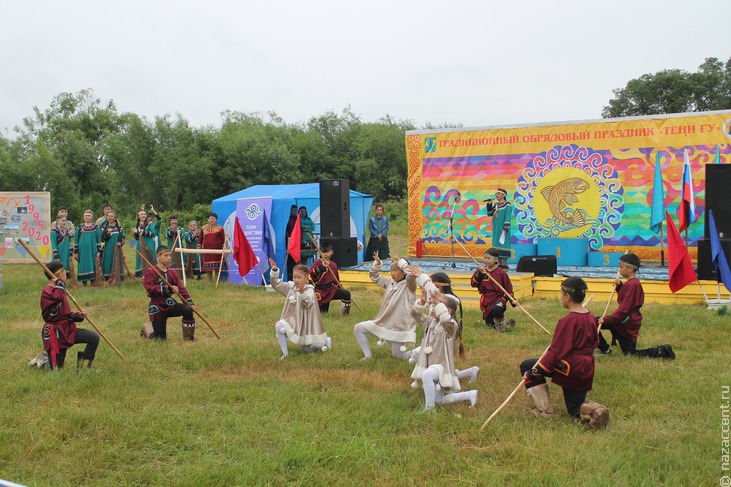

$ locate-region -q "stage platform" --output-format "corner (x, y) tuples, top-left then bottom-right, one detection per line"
(340, 258), (728, 309)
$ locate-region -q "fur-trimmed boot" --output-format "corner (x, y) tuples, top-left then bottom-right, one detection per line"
(77, 351), (93, 369)
(526, 383), (553, 418)
(140, 322), (155, 339)
(579, 400), (610, 430)
(182, 320), (197, 342)
(495, 317), (506, 333)
(340, 301), (351, 316)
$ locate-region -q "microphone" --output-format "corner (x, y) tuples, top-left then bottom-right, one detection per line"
(454, 190), (461, 203)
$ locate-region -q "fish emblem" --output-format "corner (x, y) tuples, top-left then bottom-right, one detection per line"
(540, 178), (589, 227)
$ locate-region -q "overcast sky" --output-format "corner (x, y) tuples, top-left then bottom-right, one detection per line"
(1, 1), (729, 135)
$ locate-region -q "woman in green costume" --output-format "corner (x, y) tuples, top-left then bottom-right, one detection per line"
(133, 205), (161, 278)
(298, 206), (317, 265)
(51, 216), (73, 278)
(486, 188), (514, 269)
(74, 210), (102, 285)
(100, 210), (126, 282)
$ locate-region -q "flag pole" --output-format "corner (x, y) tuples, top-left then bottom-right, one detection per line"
(659, 223), (665, 267)
(697, 280), (709, 304)
(215, 234), (229, 289)
(177, 232), (187, 288)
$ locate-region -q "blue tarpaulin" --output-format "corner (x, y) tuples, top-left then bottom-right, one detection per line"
(212, 183), (373, 273)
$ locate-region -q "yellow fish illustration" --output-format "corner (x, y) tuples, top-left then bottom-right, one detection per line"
(540, 178), (589, 227)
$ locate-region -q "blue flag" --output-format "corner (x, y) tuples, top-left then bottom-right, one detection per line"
(650, 152), (665, 234)
(709, 209), (731, 293)
(262, 210), (275, 261)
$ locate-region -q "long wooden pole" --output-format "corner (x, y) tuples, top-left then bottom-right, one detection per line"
(122, 256), (143, 283)
(306, 232), (363, 312)
(659, 222), (665, 267)
(215, 235), (229, 289)
(18, 239), (125, 360)
(177, 232), (187, 288)
(480, 294), (595, 431)
(454, 240), (550, 334)
(134, 248), (221, 339)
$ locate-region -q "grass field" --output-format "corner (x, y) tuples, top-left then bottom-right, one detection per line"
(0, 239), (728, 485)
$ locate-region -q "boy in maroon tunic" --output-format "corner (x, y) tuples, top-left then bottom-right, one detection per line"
(597, 253), (675, 359)
(309, 242), (352, 315)
(143, 246), (197, 341)
(470, 247), (518, 332)
(520, 277), (598, 419)
(40, 261), (100, 369)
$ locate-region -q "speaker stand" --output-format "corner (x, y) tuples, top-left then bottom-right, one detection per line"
(448, 196), (459, 269)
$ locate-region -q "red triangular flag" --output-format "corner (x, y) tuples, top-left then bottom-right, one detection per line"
(233, 217), (258, 278)
(666, 211), (697, 293)
(287, 214), (301, 263)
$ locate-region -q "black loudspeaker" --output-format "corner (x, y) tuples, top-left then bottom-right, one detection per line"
(516, 255), (557, 276)
(704, 165), (731, 239)
(697, 238), (731, 280)
(320, 179), (350, 238)
(320, 237), (358, 267)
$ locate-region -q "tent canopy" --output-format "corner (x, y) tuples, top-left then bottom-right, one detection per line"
(212, 183), (373, 271)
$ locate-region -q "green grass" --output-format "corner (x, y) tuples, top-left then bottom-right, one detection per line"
(0, 260), (727, 486)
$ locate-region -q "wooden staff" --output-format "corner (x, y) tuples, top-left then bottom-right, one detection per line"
(306, 233), (363, 312)
(17, 239), (125, 360)
(67, 246), (78, 289)
(455, 240), (550, 334)
(122, 255), (143, 283)
(599, 251), (629, 320)
(215, 234), (230, 289)
(134, 248), (220, 339)
(480, 294), (595, 431)
(177, 232), (187, 287)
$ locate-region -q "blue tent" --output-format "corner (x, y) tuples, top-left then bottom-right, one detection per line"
(212, 183), (373, 273)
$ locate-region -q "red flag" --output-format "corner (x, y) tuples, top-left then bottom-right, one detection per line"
(666, 211), (697, 292)
(287, 214), (301, 262)
(677, 149), (697, 232)
(234, 217), (257, 278)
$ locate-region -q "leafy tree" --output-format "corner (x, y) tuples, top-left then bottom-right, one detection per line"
(602, 56), (731, 118)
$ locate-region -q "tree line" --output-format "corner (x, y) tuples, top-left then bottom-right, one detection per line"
(0, 89), (430, 223)
(1, 56), (728, 224)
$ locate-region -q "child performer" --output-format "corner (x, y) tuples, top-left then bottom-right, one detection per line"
(309, 242), (352, 315)
(597, 253), (675, 359)
(406, 270), (479, 386)
(470, 247), (518, 332)
(51, 216), (73, 278)
(143, 246), (197, 341)
(269, 258), (331, 359)
(519, 277), (605, 423)
(410, 285), (478, 412)
(353, 254), (417, 360)
(74, 209), (102, 286)
(40, 261), (100, 369)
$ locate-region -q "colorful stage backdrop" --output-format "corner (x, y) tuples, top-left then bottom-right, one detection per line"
(406, 111), (731, 261)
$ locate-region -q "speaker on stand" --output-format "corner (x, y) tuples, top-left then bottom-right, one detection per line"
(319, 179), (350, 238)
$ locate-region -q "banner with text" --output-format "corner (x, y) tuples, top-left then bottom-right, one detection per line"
(406, 111), (731, 261)
(231, 197), (273, 285)
(0, 192), (52, 263)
